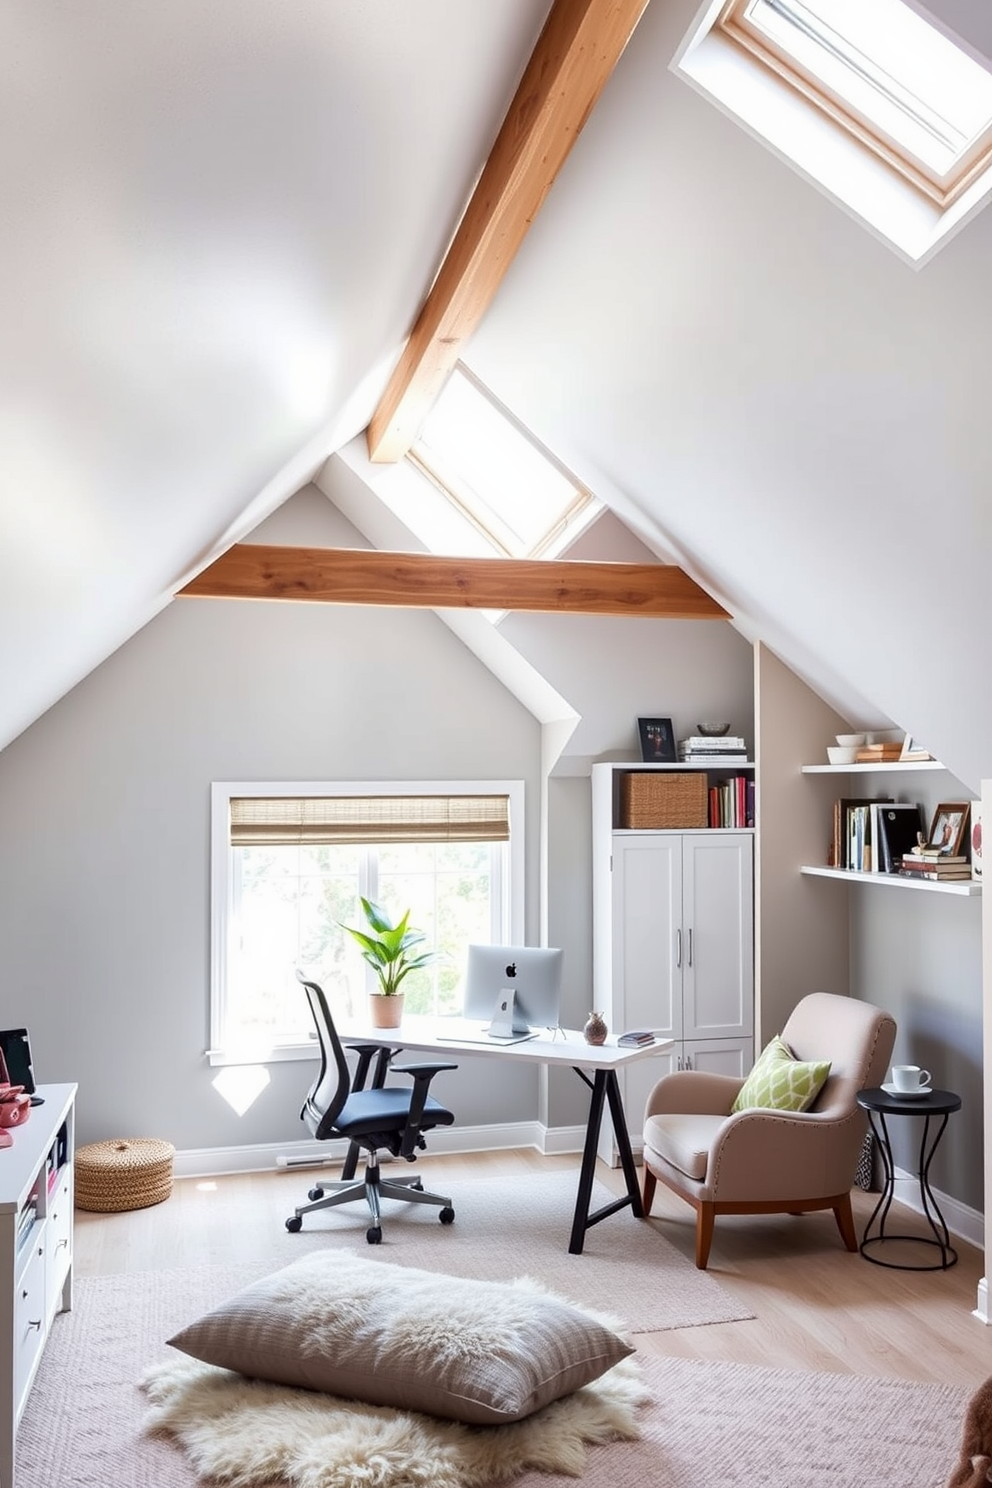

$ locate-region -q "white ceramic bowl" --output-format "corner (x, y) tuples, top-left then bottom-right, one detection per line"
(827, 746), (858, 764)
(835, 733), (866, 747)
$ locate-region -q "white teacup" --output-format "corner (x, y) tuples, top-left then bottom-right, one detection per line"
(891, 1064), (931, 1092)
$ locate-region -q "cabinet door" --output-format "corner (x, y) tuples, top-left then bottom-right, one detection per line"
(682, 1037), (753, 1077)
(612, 835), (681, 1041)
(681, 833), (754, 1042)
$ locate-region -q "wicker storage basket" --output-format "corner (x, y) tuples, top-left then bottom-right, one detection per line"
(75, 1137), (175, 1213)
(619, 771), (708, 830)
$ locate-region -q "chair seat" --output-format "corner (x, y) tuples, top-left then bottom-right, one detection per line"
(333, 1088), (455, 1140)
(643, 1113), (725, 1182)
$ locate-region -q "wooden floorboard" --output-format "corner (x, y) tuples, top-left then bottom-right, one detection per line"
(74, 1149), (987, 1389)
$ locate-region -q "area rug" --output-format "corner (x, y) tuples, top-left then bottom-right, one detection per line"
(137, 1272), (648, 1488)
(17, 1271), (969, 1488)
(187, 1168), (756, 1334)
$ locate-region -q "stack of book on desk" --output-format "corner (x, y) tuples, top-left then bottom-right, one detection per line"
(898, 849), (971, 881)
(618, 1029), (655, 1046)
(678, 735), (748, 764)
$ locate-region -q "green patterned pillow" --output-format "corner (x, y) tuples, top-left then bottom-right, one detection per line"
(731, 1035), (831, 1114)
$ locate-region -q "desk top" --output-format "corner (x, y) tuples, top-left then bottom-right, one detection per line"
(0, 1083), (76, 1213)
(338, 1016), (673, 1071)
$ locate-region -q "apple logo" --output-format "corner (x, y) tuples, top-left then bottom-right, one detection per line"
(505, 962), (517, 979)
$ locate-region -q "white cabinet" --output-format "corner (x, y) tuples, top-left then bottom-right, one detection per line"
(0, 1084), (75, 1488)
(592, 765), (754, 1162)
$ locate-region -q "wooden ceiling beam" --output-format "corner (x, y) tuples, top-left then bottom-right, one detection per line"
(178, 545), (730, 619)
(365, 0), (651, 464)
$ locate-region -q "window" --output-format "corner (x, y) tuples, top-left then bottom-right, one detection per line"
(210, 781), (524, 1063)
(408, 365), (600, 559)
(721, 0), (992, 204)
(674, 0), (992, 264)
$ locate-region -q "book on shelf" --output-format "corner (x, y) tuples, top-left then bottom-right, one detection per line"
(903, 851), (967, 865)
(679, 752), (749, 765)
(707, 775), (754, 828)
(855, 744), (904, 762)
(830, 797), (890, 872)
(873, 803), (925, 874)
(898, 866), (972, 881)
(618, 1029), (655, 1046)
(679, 736), (745, 749)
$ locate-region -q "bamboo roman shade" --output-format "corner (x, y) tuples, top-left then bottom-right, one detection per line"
(229, 794), (510, 846)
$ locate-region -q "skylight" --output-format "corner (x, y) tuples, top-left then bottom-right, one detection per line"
(410, 366), (599, 559)
(724, 0), (992, 200)
(674, 0), (992, 264)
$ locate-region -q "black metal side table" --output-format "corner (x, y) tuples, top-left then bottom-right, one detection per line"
(857, 1087), (961, 1270)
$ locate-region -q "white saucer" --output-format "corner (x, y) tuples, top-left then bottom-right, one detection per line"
(881, 1082), (932, 1098)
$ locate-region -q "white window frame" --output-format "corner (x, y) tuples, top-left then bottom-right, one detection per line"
(674, 0), (992, 266)
(209, 779), (526, 1066)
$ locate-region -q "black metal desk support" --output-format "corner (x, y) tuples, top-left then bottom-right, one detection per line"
(857, 1087), (961, 1271)
(569, 1067), (644, 1254)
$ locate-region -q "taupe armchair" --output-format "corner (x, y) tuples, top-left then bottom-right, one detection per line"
(642, 992), (896, 1268)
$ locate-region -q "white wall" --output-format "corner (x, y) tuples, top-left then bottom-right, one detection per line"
(0, 488), (543, 1149)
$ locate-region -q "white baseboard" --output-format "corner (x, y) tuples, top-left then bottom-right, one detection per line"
(890, 1166), (983, 1250)
(172, 1122), (589, 1180)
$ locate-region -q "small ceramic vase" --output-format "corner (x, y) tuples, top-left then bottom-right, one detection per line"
(583, 1011), (608, 1045)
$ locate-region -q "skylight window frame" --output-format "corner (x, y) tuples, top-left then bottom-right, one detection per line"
(718, 0), (992, 209)
(409, 364), (599, 561)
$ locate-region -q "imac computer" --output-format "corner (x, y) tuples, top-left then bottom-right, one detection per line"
(462, 944), (564, 1043)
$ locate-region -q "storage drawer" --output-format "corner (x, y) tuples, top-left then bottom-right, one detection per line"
(14, 1235), (46, 1417)
(45, 1183), (72, 1318)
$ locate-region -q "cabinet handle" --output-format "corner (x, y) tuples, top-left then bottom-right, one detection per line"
(685, 1054), (693, 1071)
(27, 1319), (42, 1331)
(676, 928), (682, 968)
(687, 928), (693, 967)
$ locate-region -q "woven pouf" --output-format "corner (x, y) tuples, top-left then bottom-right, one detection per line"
(74, 1137), (175, 1213)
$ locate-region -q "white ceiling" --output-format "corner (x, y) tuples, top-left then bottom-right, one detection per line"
(3, 0), (991, 789)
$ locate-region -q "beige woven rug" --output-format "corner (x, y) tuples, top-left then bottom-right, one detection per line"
(107, 1169), (755, 1334)
(17, 1249), (968, 1488)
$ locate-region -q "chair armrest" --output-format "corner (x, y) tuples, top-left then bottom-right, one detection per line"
(645, 1070), (743, 1120)
(708, 1106), (866, 1202)
(346, 1043), (396, 1091)
(390, 1062), (458, 1158)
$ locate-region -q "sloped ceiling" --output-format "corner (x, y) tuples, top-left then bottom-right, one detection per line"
(3, 0), (991, 790)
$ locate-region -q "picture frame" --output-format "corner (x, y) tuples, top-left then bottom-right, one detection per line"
(926, 802), (971, 856)
(637, 716), (676, 764)
(899, 733), (933, 762)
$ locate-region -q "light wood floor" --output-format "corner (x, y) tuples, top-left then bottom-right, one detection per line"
(74, 1149), (990, 1390)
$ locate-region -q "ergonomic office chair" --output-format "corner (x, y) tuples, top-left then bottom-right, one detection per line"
(285, 975), (458, 1244)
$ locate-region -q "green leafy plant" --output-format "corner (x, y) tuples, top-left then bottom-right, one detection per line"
(341, 898), (438, 997)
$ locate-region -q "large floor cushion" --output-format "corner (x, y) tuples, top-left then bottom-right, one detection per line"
(166, 1250), (633, 1426)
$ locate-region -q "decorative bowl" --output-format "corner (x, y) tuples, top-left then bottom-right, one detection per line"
(835, 733), (866, 747)
(696, 722), (730, 736)
(827, 746), (858, 765)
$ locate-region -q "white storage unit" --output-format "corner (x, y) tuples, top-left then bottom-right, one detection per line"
(592, 763), (753, 1163)
(0, 1084), (75, 1488)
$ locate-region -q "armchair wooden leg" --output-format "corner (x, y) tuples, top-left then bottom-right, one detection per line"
(642, 1167), (657, 1214)
(695, 1202), (716, 1269)
(833, 1192), (858, 1252)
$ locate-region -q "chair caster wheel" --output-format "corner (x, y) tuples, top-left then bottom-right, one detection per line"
(285, 1215), (303, 1233)
(439, 1207), (455, 1225)
(308, 1186), (325, 1202)
(366, 1226), (382, 1245)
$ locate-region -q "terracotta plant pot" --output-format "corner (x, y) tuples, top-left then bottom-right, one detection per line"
(369, 992), (404, 1029)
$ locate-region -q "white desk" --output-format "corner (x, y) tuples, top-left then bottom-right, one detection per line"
(338, 1017), (672, 1254)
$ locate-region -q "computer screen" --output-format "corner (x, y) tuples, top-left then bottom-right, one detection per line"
(463, 945), (564, 1033)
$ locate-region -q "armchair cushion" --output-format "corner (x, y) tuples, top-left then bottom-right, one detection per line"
(643, 1113), (725, 1181)
(731, 1035), (831, 1114)
(167, 1251), (633, 1426)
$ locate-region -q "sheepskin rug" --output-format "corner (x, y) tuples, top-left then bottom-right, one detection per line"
(140, 1278), (648, 1488)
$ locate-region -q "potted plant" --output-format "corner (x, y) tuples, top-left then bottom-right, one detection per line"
(341, 898), (438, 1028)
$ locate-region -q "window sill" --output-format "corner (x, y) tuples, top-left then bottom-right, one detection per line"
(206, 1040), (319, 1068)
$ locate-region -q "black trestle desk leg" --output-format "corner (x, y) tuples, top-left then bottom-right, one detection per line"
(569, 1068), (642, 1254)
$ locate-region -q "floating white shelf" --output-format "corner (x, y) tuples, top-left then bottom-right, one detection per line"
(801, 761), (945, 774)
(800, 865), (981, 895)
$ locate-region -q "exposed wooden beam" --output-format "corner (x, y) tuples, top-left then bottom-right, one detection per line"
(366, 0), (651, 464)
(178, 545), (730, 619)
